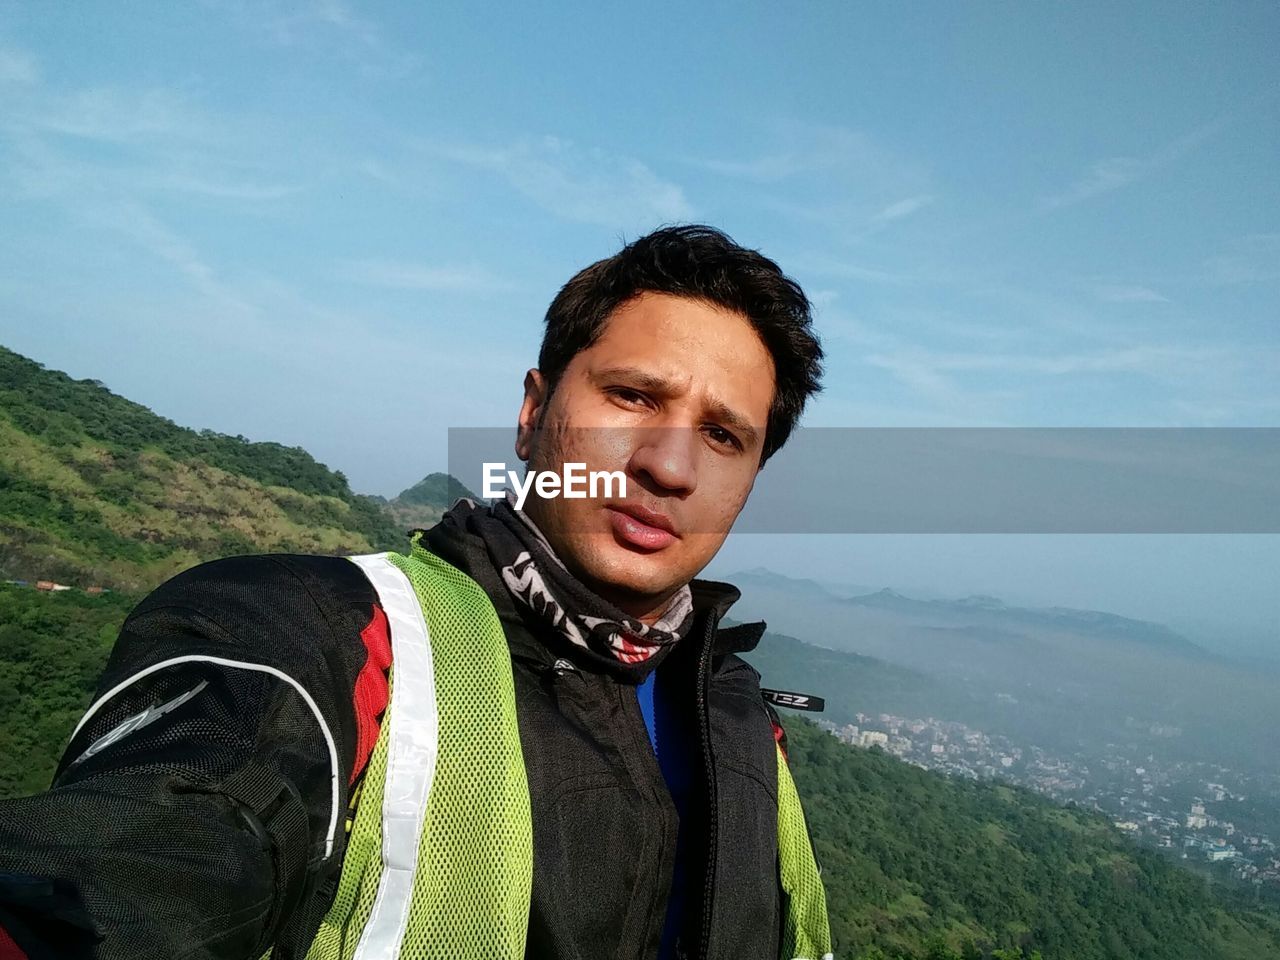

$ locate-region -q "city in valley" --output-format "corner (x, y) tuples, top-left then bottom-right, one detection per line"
(818, 711), (1280, 893)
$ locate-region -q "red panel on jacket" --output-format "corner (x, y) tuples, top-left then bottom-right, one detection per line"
(0, 926), (29, 960)
(350, 604), (393, 784)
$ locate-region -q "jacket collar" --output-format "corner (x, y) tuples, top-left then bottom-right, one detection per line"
(417, 503), (767, 671)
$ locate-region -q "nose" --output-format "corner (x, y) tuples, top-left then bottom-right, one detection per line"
(627, 426), (699, 496)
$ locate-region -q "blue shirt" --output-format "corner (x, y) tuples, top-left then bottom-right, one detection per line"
(636, 663), (694, 958)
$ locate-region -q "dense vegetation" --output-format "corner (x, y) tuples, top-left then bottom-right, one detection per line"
(0, 584), (133, 796)
(2, 345), (1278, 959)
(785, 719), (1280, 960)
(0, 346), (403, 590)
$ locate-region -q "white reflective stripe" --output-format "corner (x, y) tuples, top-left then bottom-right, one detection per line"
(348, 553), (439, 960)
(69, 654), (342, 860)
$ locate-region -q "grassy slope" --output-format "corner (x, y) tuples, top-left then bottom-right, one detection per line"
(0, 343), (404, 792)
(0, 345), (403, 591)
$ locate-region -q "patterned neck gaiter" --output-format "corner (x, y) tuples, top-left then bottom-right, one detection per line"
(465, 494), (695, 667)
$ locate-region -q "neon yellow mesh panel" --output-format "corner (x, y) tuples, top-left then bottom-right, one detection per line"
(304, 674), (394, 960)
(776, 744), (834, 960)
(388, 544), (533, 960)
(301, 545), (532, 960)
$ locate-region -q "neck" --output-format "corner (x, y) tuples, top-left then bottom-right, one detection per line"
(600, 586), (681, 627)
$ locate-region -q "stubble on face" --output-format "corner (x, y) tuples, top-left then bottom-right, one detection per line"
(516, 292), (776, 622)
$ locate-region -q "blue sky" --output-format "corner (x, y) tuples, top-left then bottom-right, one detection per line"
(1, 2), (1277, 649)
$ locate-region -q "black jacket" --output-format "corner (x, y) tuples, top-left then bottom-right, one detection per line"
(0, 517), (787, 960)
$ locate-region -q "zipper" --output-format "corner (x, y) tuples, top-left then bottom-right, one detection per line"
(541, 654), (587, 698)
(539, 649), (676, 954)
(695, 613), (719, 960)
(619, 667), (678, 956)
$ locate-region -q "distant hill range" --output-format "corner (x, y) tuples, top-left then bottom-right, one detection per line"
(732, 567), (1204, 654)
(730, 568), (1278, 777)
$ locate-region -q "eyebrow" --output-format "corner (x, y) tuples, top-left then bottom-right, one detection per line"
(590, 365), (763, 448)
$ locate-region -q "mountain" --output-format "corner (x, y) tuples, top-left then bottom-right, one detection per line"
(376, 472), (480, 531)
(729, 568), (1279, 776)
(730, 567), (853, 601)
(732, 569), (1206, 656)
(0, 345), (403, 592)
(842, 588), (1207, 656)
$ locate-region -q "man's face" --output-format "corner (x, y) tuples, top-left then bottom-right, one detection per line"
(516, 291), (775, 620)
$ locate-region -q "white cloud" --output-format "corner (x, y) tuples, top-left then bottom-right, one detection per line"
(867, 343), (1217, 377)
(871, 194), (935, 224)
(156, 173), (303, 200)
(1093, 284), (1170, 303)
(203, 0), (417, 77)
(1169, 395), (1280, 425)
(1041, 112), (1231, 212)
(209, 0), (377, 48)
(786, 254), (918, 286)
(691, 154), (806, 183)
(0, 79), (310, 206)
(307, 0), (378, 42)
(342, 259), (506, 293)
(1205, 233), (1280, 285)
(687, 124), (916, 185)
(0, 45), (38, 85)
(861, 339), (1280, 426)
(684, 122), (932, 235)
(1043, 156), (1145, 209)
(32, 86), (214, 145)
(102, 203), (255, 317)
(852, 338), (1280, 429)
(428, 136), (693, 227)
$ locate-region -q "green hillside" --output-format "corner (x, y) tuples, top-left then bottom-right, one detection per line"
(0, 345), (403, 592)
(786, 719), (1280, 960)
(0, 583), (132, 796)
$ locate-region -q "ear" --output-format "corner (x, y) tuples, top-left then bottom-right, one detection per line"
(515, 368), (548, 462)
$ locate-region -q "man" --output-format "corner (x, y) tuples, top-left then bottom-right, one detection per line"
(0, 225), (830, 960)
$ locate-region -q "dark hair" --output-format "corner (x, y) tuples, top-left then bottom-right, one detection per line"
(538, 224), (823, 463)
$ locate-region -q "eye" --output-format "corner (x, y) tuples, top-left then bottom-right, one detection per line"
(607, 386), (651, 408)
(704, 424), (742, 451)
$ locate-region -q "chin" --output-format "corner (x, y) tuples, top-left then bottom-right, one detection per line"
(571, 534), (691, 603)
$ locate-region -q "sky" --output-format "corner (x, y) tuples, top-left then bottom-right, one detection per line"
(0, 2), (1277, 652)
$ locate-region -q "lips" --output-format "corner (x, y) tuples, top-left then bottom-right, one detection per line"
(606, 504), (679, 551)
